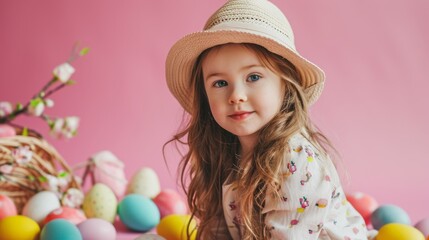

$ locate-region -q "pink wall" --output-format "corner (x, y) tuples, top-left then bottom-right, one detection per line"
(1, 0), (428, 226)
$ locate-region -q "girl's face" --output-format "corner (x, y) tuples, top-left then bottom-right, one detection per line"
(202, 44), (285, 144)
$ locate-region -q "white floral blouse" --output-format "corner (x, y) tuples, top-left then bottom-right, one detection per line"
(222, 133), (376, 239)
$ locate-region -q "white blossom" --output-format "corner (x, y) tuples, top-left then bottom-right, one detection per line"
(53, 63), (75, 83)
(62, 188), (84, 208)
(12, 146), (33, 165)
(0, 102), (12, 117)
(50, 116), (80, 139)
(43, 174), (60, 192)
(44, 99), (54, 108)
(28, 101), (45, 117)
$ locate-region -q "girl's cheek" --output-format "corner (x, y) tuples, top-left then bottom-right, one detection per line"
(209, 104), (221, 117)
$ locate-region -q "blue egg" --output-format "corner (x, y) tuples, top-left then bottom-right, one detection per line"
(118, 194), (160, 232)
(371, 204), (411, 230)
(41, 219), (82, 240)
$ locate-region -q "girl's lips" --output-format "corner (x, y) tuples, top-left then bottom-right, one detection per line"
(228, 111), (253, 120)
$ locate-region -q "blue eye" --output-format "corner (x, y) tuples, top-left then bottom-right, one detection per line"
(213, 80), (228, 88)
(248, 74), (261, 82)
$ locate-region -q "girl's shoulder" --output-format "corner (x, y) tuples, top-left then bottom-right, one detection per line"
(285, 132), (319, 171)
(287, 132), (321, 162)
(286, 130), (338, 180)
(288, 130), (317, 153)
(288, 130), (328, 158)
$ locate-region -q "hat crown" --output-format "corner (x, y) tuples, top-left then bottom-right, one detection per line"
(204, 0), (295, 50)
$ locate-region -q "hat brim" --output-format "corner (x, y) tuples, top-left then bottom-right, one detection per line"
(166, 29), (325, 114)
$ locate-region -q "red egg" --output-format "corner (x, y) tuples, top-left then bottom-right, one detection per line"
(346, 192), (378, 225)
(0, 194), (17, 219)
(43, 207), (87, 225)
(153, 189), (188, 218)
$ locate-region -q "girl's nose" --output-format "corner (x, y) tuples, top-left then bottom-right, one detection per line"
(228, 86), (247, 104)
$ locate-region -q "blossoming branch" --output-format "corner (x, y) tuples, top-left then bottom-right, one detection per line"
(0, 44), (89, 139)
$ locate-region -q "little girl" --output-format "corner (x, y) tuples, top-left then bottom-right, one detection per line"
(165, 0), (373, 239)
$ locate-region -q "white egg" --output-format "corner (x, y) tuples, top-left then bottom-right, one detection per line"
(127, 167), (160, 198)
(22, 191), (61, 225)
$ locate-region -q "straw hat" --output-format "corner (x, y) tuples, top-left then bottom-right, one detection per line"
(166, 0), (325, 114)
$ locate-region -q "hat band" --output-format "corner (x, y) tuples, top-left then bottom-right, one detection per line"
(208, 20), (296, 51)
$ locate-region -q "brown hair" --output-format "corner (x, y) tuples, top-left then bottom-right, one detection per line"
(165, 43), (335, 239)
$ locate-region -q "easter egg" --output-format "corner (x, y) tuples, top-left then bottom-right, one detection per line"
(0, 215), (40, 240)
(157, 214), (197, 240)
(83, 183), (117, 223)
(153, 189), (188, 218)
(134, 233), (166, 240)
(415, 218), (429, 238)
(40, 219), (82, 240)
(22, 191), (61, 225)
(346, 192), (378, 225)
(77, 218), (117, 240)
(43, 207), (87, 225)
(0, 124), (16, 138)
(0, 194), (17, 219)
(127, 167), (161, 198)
(117, 194), (160, 232)
(90, 150), (128, 199)
(371, 204), (411, 230)
(376, 223), (425, 240)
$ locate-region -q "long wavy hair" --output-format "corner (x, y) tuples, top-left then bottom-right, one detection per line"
(165, 43), (335, 239)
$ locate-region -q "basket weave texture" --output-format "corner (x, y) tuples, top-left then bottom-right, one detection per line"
(0, 135), (80, 213)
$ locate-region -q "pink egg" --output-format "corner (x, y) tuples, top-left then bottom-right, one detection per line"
(346, 192), (378, 225)
(0, 124), (16, 138)
(43, 207), (87, 225)
(0, 194), (17, 219)
(153, 189), (188, 218)
(415, 218), (429, 238)
(77, 218), (117, 240)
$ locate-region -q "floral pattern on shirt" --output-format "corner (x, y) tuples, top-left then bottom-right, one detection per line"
(222, 133), (371, 240)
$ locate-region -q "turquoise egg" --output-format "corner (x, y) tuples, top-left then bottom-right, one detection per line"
(40, 219), (82, 240)
(371, 204), (411, 230)
(117, 194), (160, 232)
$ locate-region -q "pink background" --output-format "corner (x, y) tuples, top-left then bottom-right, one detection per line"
(1, 0), (428, 237)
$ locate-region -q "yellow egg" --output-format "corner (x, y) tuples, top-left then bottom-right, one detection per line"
(0, 215), (40, 240)
(83, 183), (118, 223)
(157, 214), (197, 240)
(377, 223), (425, 240)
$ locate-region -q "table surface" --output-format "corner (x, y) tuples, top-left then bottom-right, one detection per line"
(114, 218), (160, 240)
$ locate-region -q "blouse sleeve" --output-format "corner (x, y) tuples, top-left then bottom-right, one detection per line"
(262, 135), (368, 239)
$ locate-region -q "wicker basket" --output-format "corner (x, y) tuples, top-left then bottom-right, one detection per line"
(0, 134), (81, 213)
